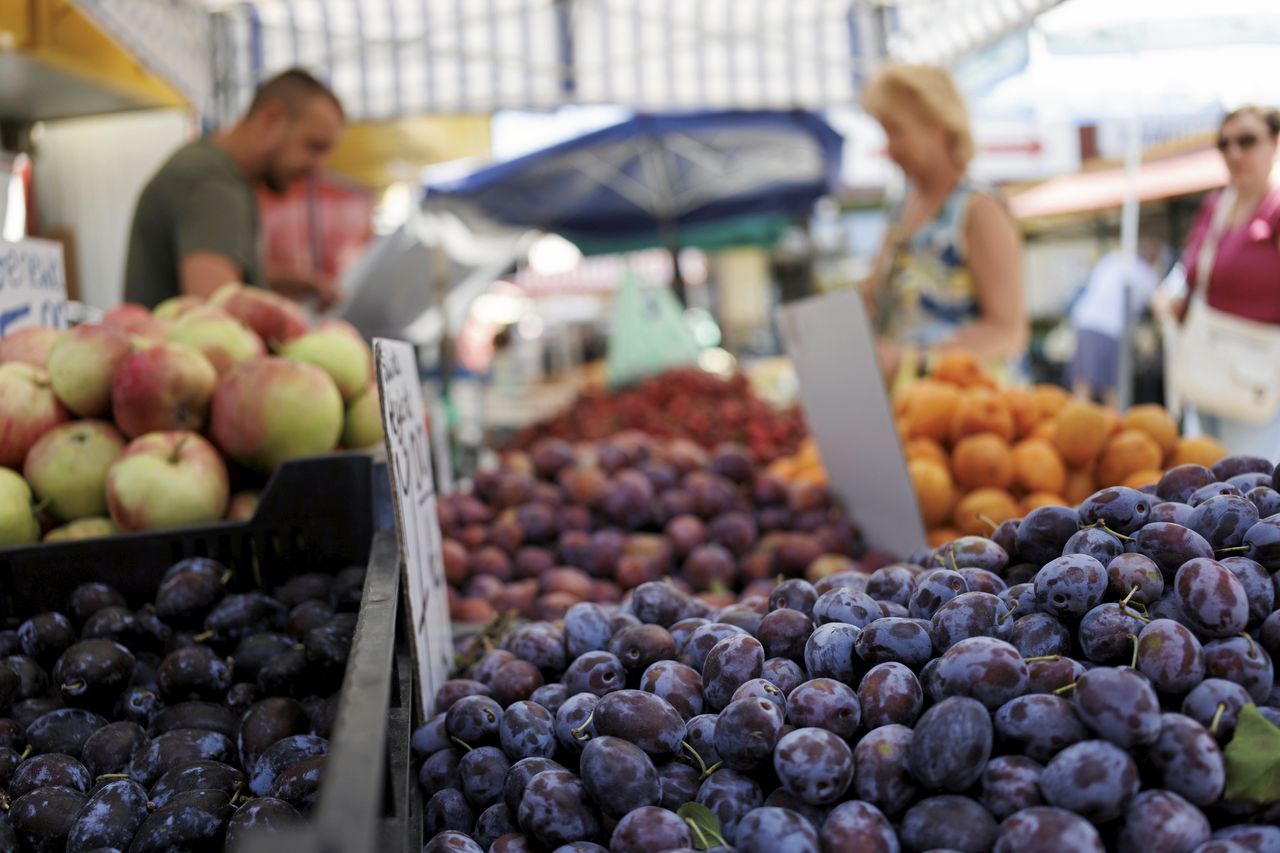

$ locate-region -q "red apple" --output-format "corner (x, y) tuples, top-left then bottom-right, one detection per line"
(0, 362), (70, 469)
(105, 430), (229, 531)
(101, 303), (171, 343)
(0, 327), (59, 367)
(166, 305), (266, 375)
(111, 342), (218, 438)
(209, 283), (308, 346)
(209, 356), (343, 471)
(23, 420), (126, 521)
(46, 323), (132, 416)
(226, 490), (260, 521)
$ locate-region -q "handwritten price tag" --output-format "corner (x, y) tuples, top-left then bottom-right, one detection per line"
(0, 239), (68, 337)
(374, 338), (452, 715)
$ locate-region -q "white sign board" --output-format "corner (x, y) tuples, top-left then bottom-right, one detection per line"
(779, 290), (927, 558)
(0, 239), (68, 337)
(374, 338), (452, 715)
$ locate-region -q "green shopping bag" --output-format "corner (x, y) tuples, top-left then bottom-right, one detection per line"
(606, 269), (701, 390)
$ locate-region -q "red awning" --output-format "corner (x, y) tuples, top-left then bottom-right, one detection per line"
(1010, 147), (1230, 220)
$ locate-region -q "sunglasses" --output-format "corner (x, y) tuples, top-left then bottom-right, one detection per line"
(1218, 133), (1260, 152)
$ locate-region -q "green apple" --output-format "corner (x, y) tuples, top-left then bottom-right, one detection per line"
(106, 431), (229, 532)
(279, 321), (373, 403)
(0, 467), (40, 546)
(166, 305), (266, 376)
(23, 420), (126, 521)
(46, 323), (133, 417)
(44, 517), (117, 542)
(343, 384), (385, 449)
(210, 356), (343, 472)
(0, 362), (70, 469)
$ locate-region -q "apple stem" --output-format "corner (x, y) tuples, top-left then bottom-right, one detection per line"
(1022, 655), (1060, 663)
(19, 745), (30, 761)
(1053, 681), (1078, 696)
(1241, 631), (1258, 660)
(975, 513), (999, 532)
(170, 436), (189, 464)
(998, 599), (1017, 624)
(61, 680), (85, 693)
(703, 761), (723, 777)
(450, 736), (473, 753)
(96, 773), (130, 782)
(1129, 634), (1140, 669)
(193, 630), (215, 643)
(1216, 545), (1249, 555)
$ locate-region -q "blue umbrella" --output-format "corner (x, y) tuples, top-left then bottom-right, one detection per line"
(424, 109), (843, 297)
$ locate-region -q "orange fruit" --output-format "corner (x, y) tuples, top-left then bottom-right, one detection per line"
(930, 351), (995, 389)
(928, 527), (962, 548)
(1011, 438), (1067, 496)
(1052, 401), (1111, 466)
(1023, 492), (1069, 513)
(1096, 429), (1163, 486)
(901, 381), (963, 444)
(909, 459), (955, 528)
(904, 437), (949, 468)
(950, 390), (1015, 444)
(1032, 420), (1057, 442)
(951, 432), (1015, 491)
(1122, 404), (1179, 460)
(1122, 469), (1165, 490)
(1064, 465), (1097, 505)
(953, 488), (1021, 537)
(1031, 384), (1072, 420)
(1169, 436), (1229, 468)
(1000, 387), (1041, 439)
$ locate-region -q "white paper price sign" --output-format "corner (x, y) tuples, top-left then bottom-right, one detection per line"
(779, 290), (927, 558)
(0, 239), (68, 337)
(374, 338), (452, 715)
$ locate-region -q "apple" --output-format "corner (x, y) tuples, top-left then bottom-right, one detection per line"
(23, 420), (126, 521)
(44, 517), (117, 542)
(0, 327), (59, 367)
(209, 283), (308, 346)
(0, 467), (40, 546)
(226, 490), (259, 521)
(210, 356), (343, 472)
(101, 303), (171, 343)
(0, 363), (70, 469)
(279, 320), (373, 402)
(105, 430), (229, 532)
(46, 323), (132, 417)
(166, 305), (266, 376)
(154, 295), (205, 321)
(343, 384), (385, 449)
(111, 342), (218, 438)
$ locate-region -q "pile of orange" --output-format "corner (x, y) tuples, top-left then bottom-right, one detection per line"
(766, 438), (827, 489)
(767, 352), (1229, 548)
(896, 353), (1226, 545)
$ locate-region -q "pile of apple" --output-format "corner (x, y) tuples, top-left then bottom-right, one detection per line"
(508, 368), (808, 464)
(0, 283), (386, 546)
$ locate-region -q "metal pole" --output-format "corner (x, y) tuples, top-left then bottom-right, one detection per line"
(1117, 111), (1141, 410)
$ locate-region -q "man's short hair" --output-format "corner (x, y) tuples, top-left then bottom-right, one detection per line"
(247, 69), (344, 120)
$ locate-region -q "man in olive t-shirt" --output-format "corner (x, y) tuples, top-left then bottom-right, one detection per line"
(124, 68), (344, 309)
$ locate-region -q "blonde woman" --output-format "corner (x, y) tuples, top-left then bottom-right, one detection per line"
(860, 64), (1027, 387)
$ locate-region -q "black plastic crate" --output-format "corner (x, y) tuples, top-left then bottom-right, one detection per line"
(0, 452), (377, 621)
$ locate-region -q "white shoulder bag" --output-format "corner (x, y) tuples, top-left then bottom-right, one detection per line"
(1170, 187), (1280, 424)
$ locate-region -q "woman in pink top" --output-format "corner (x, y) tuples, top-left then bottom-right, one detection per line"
(1168, 106), (1280, 456)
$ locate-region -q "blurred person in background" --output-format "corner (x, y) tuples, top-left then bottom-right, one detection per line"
(1156, 106), (1280, 455)
(860, 63), (1027, 390)
(124, 69), (345, 310)
(1069, 238), (1165, 407)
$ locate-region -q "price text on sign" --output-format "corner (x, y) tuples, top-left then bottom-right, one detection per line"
(0, 239), (69, 337)
(374, 338), (452, 716)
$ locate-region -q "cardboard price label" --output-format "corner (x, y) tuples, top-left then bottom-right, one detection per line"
(373, 338), (452, 715)
(0, 239), (68, 337)
(779, 290), (927, 557)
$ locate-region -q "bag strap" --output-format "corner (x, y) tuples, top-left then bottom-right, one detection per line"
(1195, 187), (1236, 295)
